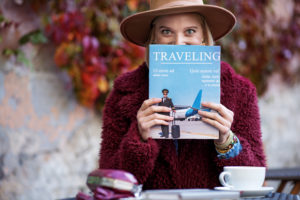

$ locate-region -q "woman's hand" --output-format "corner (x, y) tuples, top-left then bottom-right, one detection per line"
(137, 98), (174, 141)
(198, 102), (234, 144)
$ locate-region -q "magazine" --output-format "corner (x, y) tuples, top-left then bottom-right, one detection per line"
(141, 188), (240, 200)
(149, 44), (220, 139)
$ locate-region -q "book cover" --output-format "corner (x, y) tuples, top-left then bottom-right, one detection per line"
(149, 44), (220, 139)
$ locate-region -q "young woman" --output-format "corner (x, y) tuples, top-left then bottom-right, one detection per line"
(99, 0), (266, 189)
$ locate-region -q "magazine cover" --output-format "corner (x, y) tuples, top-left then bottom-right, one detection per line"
(149, 44), (220, 139)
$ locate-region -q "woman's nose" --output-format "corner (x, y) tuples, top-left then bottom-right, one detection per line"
(173, 34), (187, 45)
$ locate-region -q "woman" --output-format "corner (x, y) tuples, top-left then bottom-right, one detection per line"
(99, 0), (266, 189)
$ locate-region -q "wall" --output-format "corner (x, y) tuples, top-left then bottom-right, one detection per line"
(260, 74), (300, 167)
(0, 44), (100, 200)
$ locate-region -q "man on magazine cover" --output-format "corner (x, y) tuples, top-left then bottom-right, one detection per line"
(158, 89), (175, 138)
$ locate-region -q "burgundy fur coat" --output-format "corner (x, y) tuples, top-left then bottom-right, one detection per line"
(99, 61), (266, 189)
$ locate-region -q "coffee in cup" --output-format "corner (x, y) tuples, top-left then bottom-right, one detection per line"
(219, 166), (266, 189)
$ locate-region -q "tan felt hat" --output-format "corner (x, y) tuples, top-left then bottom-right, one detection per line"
(120, 0), (236, 47)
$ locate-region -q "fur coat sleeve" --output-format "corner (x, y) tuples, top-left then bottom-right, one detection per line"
(215, 61), (266, 167)
(99, 63), (160, 184)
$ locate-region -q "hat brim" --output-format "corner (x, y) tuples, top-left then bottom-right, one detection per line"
(120, 5), (236, 47)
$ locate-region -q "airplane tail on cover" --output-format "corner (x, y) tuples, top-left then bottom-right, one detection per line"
(185, 90), (202, 117)
(192, 89), (202, 110)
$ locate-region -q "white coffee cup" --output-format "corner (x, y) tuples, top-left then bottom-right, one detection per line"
(219, 166), (266, 189)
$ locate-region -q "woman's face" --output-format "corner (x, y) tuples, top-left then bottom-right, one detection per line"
(153, 13), (205, 45)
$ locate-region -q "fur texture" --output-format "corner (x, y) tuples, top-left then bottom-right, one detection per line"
(99, 61), (266, 189)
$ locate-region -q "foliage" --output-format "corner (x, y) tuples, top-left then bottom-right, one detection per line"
(0, 15), (5, 23)
(19, 30), (48, 45)
(2, 49), (31, 67)
(206, 0), (300, 95)
(2, 0), (299, 111)
(1, 31), (48, 67)
(0, 12), (47, 67)
(0, 15), (4, 43)
(45, 0), (299, 108)
(45, 0), (148, 109)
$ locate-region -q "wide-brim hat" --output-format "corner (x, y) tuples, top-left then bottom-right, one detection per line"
(120, 0), (236, 47)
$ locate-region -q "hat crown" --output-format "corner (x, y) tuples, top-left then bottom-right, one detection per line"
(150, 0), (204, 10)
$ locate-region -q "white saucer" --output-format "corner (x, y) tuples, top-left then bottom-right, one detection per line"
(214, 186), (274, 197)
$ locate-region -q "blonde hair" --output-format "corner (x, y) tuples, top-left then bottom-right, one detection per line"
(202, 18), (214, 46)
(145, 14), (214, 65)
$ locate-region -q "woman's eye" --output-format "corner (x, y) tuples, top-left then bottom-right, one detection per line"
(161, 29), (171, 35)
(186, 29), (196, 35)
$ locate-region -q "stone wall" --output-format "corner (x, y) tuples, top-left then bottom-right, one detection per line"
(0, 45), (101, 200)
(260, 74), (300, 168)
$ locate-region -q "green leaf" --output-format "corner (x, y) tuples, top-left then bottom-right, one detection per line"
(19, 30), (48, 45)
(30, 31), (48, 44)
(0, 15), (5, 23)
(16, 50), (32, 67)
(19, 32), (33, 45)
(2, 49), (16, 56)
(0, 36), (2, 43)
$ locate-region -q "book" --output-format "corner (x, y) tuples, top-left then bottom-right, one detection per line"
(149, 44), (220, 139)
(141, 188), (240, 200)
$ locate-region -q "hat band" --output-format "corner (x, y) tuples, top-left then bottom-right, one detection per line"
(151, 0), (204, 10)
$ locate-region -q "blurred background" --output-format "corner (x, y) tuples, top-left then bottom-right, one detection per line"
(0, 0), (299, 199)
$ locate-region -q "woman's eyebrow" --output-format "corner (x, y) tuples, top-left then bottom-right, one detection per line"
(159, 25), (171, 29)
(185, 26), (199, 29)
(158, 25), (199, 29)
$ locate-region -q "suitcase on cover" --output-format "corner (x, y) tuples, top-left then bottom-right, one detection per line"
(171, 125), (180, 138)
(171, 111), (180, 138)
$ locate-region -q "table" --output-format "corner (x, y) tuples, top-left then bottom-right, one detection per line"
(61, 192), (300, 200)
(266, 167), (300, 194)
(241, 192), (300, 200)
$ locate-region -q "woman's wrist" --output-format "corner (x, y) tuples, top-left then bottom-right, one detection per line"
(214, 130), (234, 149)
(214, 130), (231, 146)
(215, 130), (241, 158)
